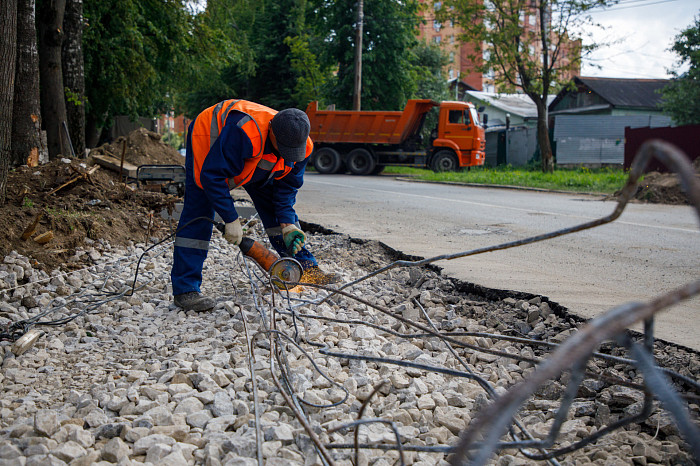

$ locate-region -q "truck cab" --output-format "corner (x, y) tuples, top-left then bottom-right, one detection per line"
(431, 101), (486, 171)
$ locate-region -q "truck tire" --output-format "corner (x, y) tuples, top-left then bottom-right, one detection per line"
(430, 150), (459, 172)
(347, 148), (376, 176)
(313, 147), (343, 174)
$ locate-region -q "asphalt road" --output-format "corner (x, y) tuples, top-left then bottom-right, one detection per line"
(295, 173), (700, 350)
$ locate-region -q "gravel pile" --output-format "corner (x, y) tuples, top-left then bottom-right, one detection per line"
(0, 229), (698, 465)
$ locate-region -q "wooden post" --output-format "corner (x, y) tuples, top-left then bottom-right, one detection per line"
(119, 138), (127, 192)
(352, 0), (363, 111)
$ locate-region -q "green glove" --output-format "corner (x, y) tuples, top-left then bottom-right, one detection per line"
(282, 225), (306, 255)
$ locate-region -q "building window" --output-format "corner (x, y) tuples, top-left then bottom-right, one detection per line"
(448, 68), (454, 79)
(433, 20), (441, 32)
(449, 35), (455, 44)
(434, 1), (442, 10)
(434, 36), (441, 44)
(528, 14), (536, 26)
(449, 52), (455, 61)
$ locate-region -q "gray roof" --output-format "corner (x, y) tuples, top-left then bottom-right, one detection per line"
(465, 91), (555, 118)
(556, 76), (670, 110)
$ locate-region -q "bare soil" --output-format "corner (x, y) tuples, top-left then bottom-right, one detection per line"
(1, 129), (183, 271)
(629, 157), (700, 205)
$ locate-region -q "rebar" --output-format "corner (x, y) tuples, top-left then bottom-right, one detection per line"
(3, 140), (698, 465)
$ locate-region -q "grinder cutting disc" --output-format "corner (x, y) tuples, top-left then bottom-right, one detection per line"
(269, 257), (303, 286)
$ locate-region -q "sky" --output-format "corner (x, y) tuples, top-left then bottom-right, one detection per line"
(580, 0), (699, 79)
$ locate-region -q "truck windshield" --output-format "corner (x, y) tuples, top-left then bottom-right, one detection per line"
(469, 107), (481, 126)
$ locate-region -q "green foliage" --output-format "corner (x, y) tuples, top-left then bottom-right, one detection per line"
(285, 34), (328, 108)
(177, 0), (330, 114)
(22, 197), (34, 208)
(409, 42), (451, 145)
(174, 0), (255, 117)
(162, 129), (184, 149)
(661, 14), (700, 125)
(84, 0), (193, 126)
(314, 0), (422, 110)
(64, 87), (84, 107)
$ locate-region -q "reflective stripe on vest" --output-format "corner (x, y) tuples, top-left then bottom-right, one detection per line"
(190, 100), (313, 190)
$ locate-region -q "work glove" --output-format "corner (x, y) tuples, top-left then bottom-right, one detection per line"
(282, 225), (306, 255)
(223, 218), (243, 245)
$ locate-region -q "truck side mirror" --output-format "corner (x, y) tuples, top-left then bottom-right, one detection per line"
(482, 114), (489, 125)
(478, 106), (485, 113)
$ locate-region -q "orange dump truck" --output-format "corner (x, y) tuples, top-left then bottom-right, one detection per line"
(305, 99), (486, 175)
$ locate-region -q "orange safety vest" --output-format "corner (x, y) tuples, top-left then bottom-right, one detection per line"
(190, 99), (313, 189)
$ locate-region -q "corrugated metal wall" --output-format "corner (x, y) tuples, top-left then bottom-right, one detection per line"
(553, 115), (671, 165)
(485, 127), (537, 167)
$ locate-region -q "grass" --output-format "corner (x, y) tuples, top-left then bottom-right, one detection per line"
(384, 165), (629, 194)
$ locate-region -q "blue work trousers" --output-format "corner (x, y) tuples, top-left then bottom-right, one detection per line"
(171, 147), (317, 296)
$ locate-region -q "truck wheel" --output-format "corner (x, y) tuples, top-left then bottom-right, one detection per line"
(431, 150), (459, 172)
(347, 148), (376, 176)
(313, 147), (343, 174)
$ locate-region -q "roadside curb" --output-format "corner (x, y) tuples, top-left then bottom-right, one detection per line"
(392, 176), (608, 198)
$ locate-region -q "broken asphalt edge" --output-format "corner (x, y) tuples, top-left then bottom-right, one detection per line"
(300, 220), (699, 356)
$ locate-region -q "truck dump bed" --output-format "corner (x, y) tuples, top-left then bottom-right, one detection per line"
(305, 100), (437, 145)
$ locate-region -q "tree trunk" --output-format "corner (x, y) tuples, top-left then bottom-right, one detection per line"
(85, 114), (101, 148)
(536, 100), (554, 173)
(62, 0), (85, 157)
(13, 0), (46, 168)
(1, 0), (19, 205)
(38, 0), (68, 160)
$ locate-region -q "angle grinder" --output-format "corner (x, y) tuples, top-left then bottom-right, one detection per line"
(216, 223), (303, 286)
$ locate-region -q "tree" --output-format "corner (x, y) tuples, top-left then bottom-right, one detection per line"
(175, 0), (255, 117)
(38, 0), (69, 159)
(13, 0), (46, 167)
(438, 0), (602, 172)
(62, 0), (85, 157)
(314, 0), (422, 110)
(410, 41), (451, 144)
(1, 0), (18, 205)
(83, 0), (198, 145)
(410, 41), (451, 102)
(661, 14), (700, 126)
(177, 0), (329, 115)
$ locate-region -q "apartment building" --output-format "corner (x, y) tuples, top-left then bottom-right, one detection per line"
(418, 1), (580, 94)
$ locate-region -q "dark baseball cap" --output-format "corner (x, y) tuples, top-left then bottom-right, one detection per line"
(270, 108), (310, 162)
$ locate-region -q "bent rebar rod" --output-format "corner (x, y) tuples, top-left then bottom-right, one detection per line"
(448, 278), (700, 465)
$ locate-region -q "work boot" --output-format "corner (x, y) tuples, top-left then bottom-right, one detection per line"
(173, 291), (215, 312)
(301, 266), (340, 285)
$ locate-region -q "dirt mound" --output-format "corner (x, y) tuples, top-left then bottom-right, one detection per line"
(0, 157), (178, 271)
(610, 157), (700, 205)
(632, 157), (700, 205)
(89, 127), (184, 166)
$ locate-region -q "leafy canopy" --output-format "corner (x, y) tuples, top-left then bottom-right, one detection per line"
(313, 0), (423, 110)
(661, 14), (700, 125)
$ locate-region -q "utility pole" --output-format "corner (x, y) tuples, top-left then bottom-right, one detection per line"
(352, 0), (363, 111)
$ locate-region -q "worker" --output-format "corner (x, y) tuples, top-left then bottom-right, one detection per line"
(171, 99), (336, 312)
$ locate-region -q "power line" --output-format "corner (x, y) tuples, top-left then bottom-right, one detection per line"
(588, 0), (683, 12)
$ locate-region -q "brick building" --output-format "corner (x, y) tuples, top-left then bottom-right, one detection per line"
(418, 1), (580, 94)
